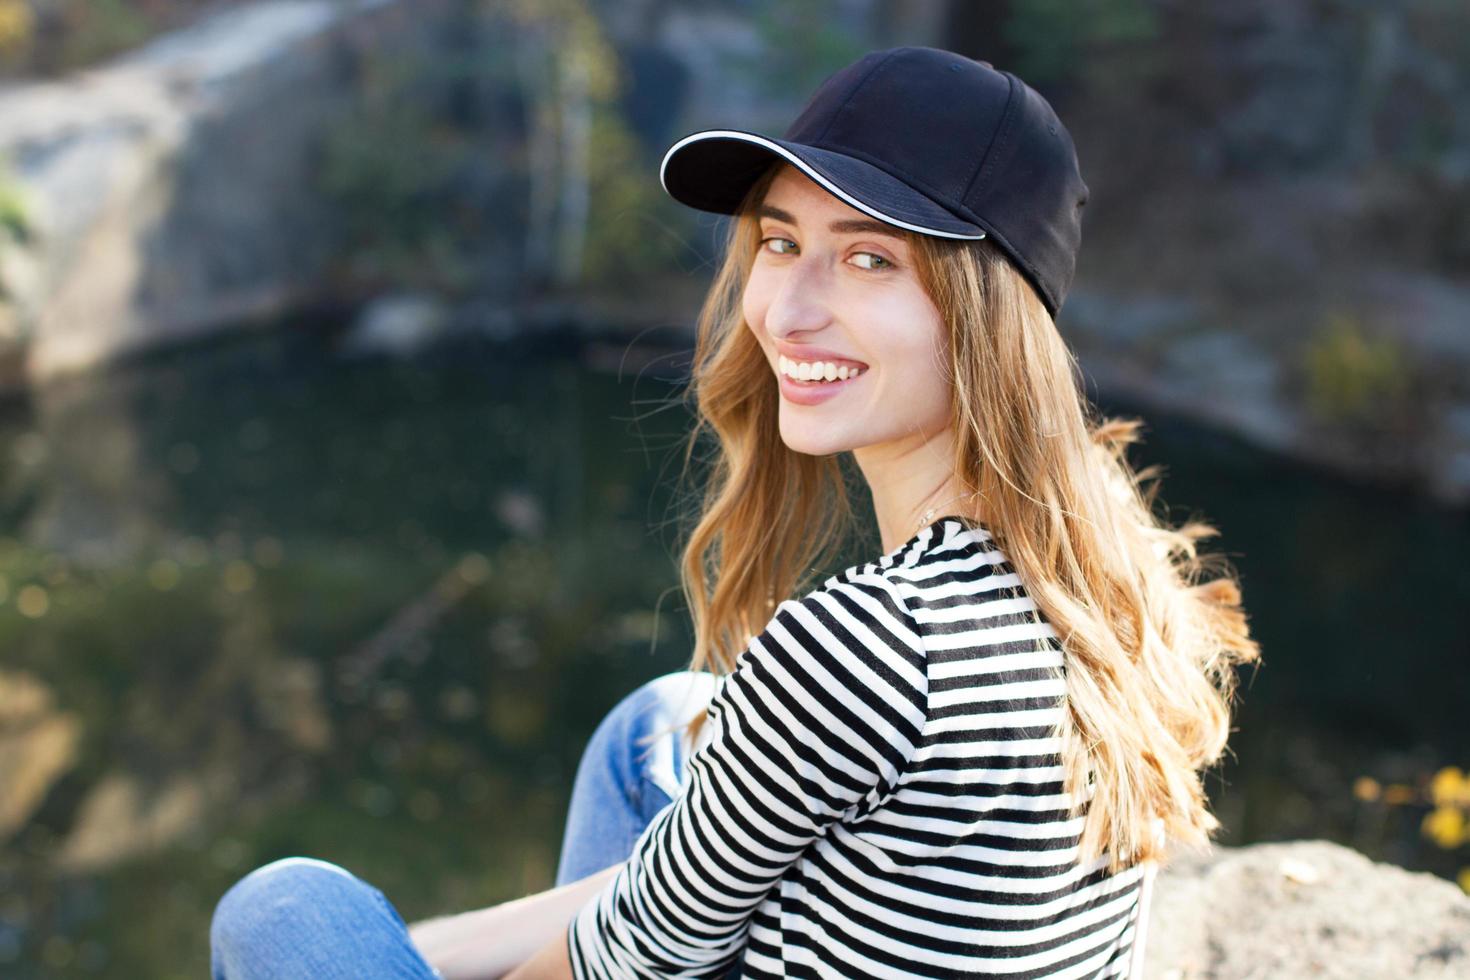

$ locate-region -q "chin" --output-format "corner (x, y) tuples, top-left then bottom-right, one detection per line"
(777, 422), (853, 458)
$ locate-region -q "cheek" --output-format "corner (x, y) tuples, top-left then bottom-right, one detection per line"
(741, 269), (772, 328)
(885, 351), (946, 406)
(872, 298), (946, 374)
(875, 309), (949, 411)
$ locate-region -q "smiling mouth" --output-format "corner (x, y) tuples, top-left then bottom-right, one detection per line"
(777, 355), (868, 384)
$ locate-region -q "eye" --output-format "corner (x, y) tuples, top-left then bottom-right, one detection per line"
(851, 252), (893, 271)
(759, 237), (894, 271)
(760, 236), (797, 255)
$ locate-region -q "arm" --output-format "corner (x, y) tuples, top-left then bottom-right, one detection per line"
(408, 864), (619, 980)
(563, 572), (928, 978)
(501, 931), (573, 980)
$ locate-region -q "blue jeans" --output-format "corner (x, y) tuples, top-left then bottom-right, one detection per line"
(209, 670), (723, 979)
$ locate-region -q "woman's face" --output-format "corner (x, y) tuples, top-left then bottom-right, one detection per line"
(743, 164), (952, 460)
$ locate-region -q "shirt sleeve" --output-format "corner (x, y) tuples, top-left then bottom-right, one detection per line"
(566, 568), (929, 979)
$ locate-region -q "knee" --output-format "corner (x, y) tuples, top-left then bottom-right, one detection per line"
(586, 671), (715, 757)
(640, 670), (720, 726)
(621, 670), (718, 730)
(211, 857), (361, 957)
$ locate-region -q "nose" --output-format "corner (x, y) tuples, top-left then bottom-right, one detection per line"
(763, 254), (835, 339)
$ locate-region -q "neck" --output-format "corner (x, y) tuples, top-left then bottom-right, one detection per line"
(854, 425), (984, 553)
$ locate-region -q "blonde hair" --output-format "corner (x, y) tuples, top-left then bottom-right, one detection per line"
(671, 161), (1260, 872)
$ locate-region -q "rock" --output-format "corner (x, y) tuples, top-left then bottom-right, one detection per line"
(0, 0), (445, 383)
(339, 293), (451, 357)
(1433, 403), (1470, 504)
(1358, 270), (1470, 366)
(493, 489), (546, 538)
(1066, 293), (1301, 457)
(55, 771), (208, 873)
(1146, 840), (1470, 979)
(1065, 285), (1470, 506)
(0, 669), (81, 841)
(1060, 291), (1205, 351)
(1155, 330), (1295, 454)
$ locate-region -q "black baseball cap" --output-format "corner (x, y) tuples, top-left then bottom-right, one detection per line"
(658, 46), (1089, 317)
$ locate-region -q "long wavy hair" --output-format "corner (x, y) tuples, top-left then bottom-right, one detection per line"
(671, 160), (1260, 871)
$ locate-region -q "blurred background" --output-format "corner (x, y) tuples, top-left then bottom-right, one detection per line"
(0, 0), (1466, 976)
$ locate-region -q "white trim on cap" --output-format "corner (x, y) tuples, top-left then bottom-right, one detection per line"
(659, 129), (987, 241)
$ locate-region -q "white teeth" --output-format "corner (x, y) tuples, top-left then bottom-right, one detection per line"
(777, 355), (864, 383)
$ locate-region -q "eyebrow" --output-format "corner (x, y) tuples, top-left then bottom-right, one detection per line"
(756, 204), (906, 242)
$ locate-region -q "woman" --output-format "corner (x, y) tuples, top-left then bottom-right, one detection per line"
(210, 46), (1259, 979)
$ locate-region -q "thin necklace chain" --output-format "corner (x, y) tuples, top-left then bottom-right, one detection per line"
(913, 490), (982, 536)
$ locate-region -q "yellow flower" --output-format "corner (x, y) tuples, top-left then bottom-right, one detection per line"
(1422, 806), (1466, 850)
(1458, 868), (1470, 895)
(1430, 767), (1470, 808)
(1352, 776), (1381, 802)
(0, 0), (34, 50)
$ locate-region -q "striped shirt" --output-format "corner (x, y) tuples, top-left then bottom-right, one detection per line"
(568, 516), (1148, 978)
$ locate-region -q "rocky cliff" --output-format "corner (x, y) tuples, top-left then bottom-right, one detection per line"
(1146, 839), (1470, 979)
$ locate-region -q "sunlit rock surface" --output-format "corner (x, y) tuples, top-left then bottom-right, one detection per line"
(55, 772), (210, 873)
(0, 0), (423, 382)
(1146, 840), (1470, 979)
(0, 669), (80, 841)
(340, 294), (452, 358)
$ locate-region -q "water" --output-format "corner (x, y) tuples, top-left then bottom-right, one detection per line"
(1, 326), (1465, 978)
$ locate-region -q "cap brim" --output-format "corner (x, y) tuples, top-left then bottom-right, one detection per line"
(659, 129), (987, 240)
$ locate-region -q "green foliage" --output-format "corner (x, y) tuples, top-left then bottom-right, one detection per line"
(0, 156), (30, 302)
(0, 179), (24, 241)
(51, 0), (152, 70)
(734, 0), (870, 100)
(1003, 0), (1161, 87)
(486, 0), (691, 292)
(317, 0), (696, 297)
(0, 0), (34, 55)
(315, 54), (480, 294)
(1300, 311), (1414, 425)
(578, 106), (686, 289)
(0, 0), (234, 77)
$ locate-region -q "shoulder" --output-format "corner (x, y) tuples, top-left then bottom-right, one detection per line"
(734, 520), (1006, 703)
(765, 516), (1003, 655)
(876, 517), (1021, 610)
(754, 573), (922, 683)
(741, 522), (982, 695)
(735, 560), (928, 725)
(730, 566), (928, 769)
(780, 547), (932, 665)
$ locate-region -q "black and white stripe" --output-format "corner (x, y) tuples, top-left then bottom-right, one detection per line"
(569, 517), (1146, 979)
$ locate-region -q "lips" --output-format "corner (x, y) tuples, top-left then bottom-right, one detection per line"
(776, 362), (864, 406)
(768, 342), (870, 407)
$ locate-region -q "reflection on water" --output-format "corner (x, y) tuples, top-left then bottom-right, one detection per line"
(0, 327), (1465, 978)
